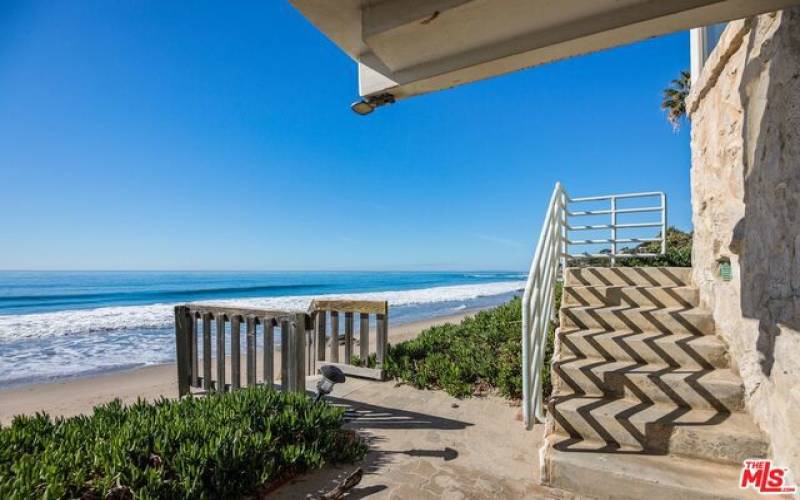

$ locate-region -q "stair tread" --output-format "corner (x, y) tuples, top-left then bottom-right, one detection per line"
(559, 327), (726, 347)
(560, 327), (724, 342)
(561, 305), (715, 336)
(566, 285), (696, 290)
(553, 396), (764, 438)
(562, 304), (710, 314)
(554, 358), (745, 410)
(556, 357), (741, 382)
(543, 434), (759, 499)
(565, 267), (692, 287)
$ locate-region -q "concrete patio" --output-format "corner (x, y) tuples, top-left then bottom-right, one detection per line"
(275, 377), (574, 499)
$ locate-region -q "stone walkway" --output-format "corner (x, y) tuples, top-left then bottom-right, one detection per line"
(274, 378), (574, 499)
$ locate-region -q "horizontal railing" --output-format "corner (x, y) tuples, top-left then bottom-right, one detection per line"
(565, 191), (666, 263)
(522, 184), (667, 429)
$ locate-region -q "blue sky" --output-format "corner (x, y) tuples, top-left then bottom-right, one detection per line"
(0, 1), (691, 271)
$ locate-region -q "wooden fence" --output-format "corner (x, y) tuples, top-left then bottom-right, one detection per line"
(311, 299), (389, 381)
(174, 299), (389, 396)
(174, 305), (311, 397)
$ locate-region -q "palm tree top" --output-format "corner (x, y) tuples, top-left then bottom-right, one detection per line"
(661, 70), (691, 131)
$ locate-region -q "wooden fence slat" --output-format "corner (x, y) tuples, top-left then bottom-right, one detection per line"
(316, 311), (326, 361)
(246, 316), (257, 387)
(202, 313), (212, 391)
(216, 315), (226, 392)
(174, 306), (191, 396)
(263, 319), (274, 387)
(293, 313), (307, 391)
(231, 315), (241, 390)
(307, 321), (314, 376)
(376, 312), (387, 366)
(280, 320), (290, 391)
(359, 312), (369, 366)
(344, 312), (353, 364)
(190, 314), (199, 387)
(176, 303), (387, 393)
(330, 311), (339, 363)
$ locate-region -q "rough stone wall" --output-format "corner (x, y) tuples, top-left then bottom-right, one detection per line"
(687, 8), (800, 480)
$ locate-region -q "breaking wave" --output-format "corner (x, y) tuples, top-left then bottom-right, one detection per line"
(0, 281), (524, 340)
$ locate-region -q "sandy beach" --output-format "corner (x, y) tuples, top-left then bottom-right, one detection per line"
(0, 309), (484, 425)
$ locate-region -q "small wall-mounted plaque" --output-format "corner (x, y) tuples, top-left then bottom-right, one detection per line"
(718, 258), (732, 281)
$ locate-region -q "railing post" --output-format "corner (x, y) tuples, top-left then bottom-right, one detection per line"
(263, 318), (274, 387)
(202, 313), (212, 391)
(661, 192), (668, 254)
(231, 316), (241, 390)
(280, 320), (290, 391)
(290, 313), (307, 392)
(174, 306), (191, 397)
(246, 316), (257, 387)
(376, 303), (388, 367)
(329, 311), (339, 363)
(316, 310), (326, 362)
(306, 314), (315, 376)
(216, 314), (226, 392)
(560, 187), (568, 274)
(344, 312), (353, 364)
(610, 195), (617, 267)
(359, 312), (369, 365)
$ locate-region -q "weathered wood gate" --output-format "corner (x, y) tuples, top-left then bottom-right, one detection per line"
(174, 300), (389, 396)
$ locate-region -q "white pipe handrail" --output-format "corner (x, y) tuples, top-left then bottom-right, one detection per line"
(521, 184), (667, 429)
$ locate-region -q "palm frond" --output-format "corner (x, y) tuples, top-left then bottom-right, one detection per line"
(661, 69), (691, 131)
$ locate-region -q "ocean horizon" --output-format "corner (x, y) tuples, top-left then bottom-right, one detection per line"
(0, 271), (525, 388)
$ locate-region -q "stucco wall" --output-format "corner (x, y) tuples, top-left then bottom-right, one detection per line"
(687, 8), (800, 479)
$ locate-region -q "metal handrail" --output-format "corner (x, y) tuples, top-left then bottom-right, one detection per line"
(521, 184), (667, 429)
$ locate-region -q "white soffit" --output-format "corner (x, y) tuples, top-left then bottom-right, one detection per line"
(289, 0), (800, 101)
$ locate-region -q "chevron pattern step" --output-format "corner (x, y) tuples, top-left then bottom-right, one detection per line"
(563, 285), (700, 308)
(558, 328), (730, 369)
(553, 358), (745, 411)
(561, 305), (715, 335)
(540, 434), (761, 500)
(550, 396), (768, 464)
(565, 267), (692, 287)
(542, 267), (770, 498)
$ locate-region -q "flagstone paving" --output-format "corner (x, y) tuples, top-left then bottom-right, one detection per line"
(274, 378), (574, 499)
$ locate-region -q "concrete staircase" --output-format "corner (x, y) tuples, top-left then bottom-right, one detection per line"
(541, 267), (769, 500)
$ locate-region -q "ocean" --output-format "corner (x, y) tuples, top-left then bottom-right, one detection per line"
(0, 271), (524, 387)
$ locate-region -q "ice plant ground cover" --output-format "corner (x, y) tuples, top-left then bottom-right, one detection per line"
(383, 291), (561, 400)
(0, 387), (367, 499)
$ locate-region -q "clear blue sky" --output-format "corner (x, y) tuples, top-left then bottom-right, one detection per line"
(0, 1), (692, 271)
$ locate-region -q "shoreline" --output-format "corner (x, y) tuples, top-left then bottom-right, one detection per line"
(0, 307), (488, 425)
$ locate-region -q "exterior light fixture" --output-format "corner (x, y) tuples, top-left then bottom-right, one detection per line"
(314, 365), (346, 403)
(350, 93), (396, 116)
(351, 100), (375, 115)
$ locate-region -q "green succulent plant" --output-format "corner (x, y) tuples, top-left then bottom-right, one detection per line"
(0, 387), (366, 499)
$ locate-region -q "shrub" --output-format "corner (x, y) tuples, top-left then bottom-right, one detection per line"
(0, 388), (366, 499)
(384, 286), (561, 400)
(568, 227), (692, 268)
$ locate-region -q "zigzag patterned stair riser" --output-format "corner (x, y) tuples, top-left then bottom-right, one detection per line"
(558, 328), (730, 369)
(563, 285), (700, 308)
(541, 267), (769, 499)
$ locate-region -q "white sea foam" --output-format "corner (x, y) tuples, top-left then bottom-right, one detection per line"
(0, 281), (524, 341)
